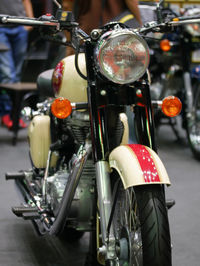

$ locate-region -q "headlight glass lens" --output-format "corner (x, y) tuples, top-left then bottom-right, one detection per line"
(185, 24), (200, 37)
(96, 29), (150, 84)
(184, 8), (200, 37)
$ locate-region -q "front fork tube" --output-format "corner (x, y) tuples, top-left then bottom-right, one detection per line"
(85, 42), (117, 259)
(183, 71), (193, 117)
(144, 83), (157, 151)
(96, 160), (116, 260)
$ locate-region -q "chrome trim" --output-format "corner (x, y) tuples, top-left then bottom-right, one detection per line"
(95, 161), (114, 243)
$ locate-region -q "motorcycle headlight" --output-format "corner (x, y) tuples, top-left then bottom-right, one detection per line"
(184, 8), (200, 37)
(185, 24), (200, 37)
(95, 29), (150, 84)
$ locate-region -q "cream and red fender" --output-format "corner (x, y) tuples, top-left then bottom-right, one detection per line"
(109, 144), (170, 188)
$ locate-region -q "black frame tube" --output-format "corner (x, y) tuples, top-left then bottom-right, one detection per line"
(134, 82), (157, 152)
(85, 41), (108, 162)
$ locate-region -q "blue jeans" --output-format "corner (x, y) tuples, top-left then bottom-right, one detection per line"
(0, 26), (28, 83)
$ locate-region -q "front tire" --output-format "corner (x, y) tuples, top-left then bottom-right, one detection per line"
(111, 176), (171, 266)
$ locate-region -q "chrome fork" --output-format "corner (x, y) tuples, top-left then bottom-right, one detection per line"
(95, 160), (117, 261)
(184, 71), (193, 117)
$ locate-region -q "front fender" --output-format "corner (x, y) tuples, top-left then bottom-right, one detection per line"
(109, 144), (170, 189)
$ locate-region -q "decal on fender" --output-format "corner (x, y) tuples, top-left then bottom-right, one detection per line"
(127, 144), (161, 183)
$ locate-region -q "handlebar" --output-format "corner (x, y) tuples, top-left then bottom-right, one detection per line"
(0, 15), (59, 28)
(139, 16), (200, 35)
(169, 16), (200, 25)
(0, 10), (79, 32)
(1, 11), (200, 37)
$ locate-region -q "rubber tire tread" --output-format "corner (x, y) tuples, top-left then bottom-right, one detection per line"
(135, 184), (172, 266)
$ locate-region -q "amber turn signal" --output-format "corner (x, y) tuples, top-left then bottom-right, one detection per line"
(160, 39), (171, 52)
(161, 96), (182, 117)
(51, 97), (72, 119)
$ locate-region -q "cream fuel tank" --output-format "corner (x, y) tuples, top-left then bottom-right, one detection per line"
(53, 53), (87, 102)
(28, 54), (87, 169)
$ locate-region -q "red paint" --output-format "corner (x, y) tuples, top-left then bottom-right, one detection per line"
(52, 61), (65, 95)
(127, 144), (160, 183)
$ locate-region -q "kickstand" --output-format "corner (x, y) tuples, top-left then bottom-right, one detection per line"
(166, 199), (176, 209)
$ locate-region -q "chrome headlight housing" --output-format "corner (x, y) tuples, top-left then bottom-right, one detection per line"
(184, 8), (200, 37)
(95, 29), (150, 84)
(185, 23), (200, 37)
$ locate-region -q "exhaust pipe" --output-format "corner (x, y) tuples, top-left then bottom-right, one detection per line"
(6, 146), (91, 236)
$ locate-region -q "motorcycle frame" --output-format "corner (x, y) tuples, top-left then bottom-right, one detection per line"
(84, 39), (158, 257)
(85, 41), (157, 160)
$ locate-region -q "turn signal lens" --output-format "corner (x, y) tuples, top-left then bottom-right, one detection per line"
(51, 97), (72, 119)
(160, 39), (171, 52)
(161, 96), (182, 117)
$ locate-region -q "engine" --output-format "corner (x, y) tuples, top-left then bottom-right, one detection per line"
(47, 157), (96, 230)
(47, 170), (69, 214)
(67, 110), (90, 144)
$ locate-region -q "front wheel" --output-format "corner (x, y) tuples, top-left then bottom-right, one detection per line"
(186, 82), (200, 160)
(111, 176), (171, 266)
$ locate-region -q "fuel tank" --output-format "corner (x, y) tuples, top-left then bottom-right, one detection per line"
(56, 53), (88, 102)
(28, 115), (58, 169)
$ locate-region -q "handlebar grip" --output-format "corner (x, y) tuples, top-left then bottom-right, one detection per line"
(0, 14), (59, 27)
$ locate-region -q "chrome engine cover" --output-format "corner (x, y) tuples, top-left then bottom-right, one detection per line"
(47, 170), (69, 214)
(47, 158), (96, 231)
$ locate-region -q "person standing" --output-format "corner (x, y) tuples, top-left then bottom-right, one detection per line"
(77, 0), (142, 34)
(63, 0), (142, 56)
(0, 0), (34, 128)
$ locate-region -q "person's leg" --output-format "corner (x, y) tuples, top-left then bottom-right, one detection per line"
(0, 27), (28, 128)
(0, 28), (16, 83)
(11, 26), (28, 128)
(0, 28), (15, 128)
(11, 26), (28, 82)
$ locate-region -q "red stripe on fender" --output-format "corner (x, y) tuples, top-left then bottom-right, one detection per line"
(127, 144), (161, 183)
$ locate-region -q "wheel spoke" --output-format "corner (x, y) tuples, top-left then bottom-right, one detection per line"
(112, 183), (142, 265)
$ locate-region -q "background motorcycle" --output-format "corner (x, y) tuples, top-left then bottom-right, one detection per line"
(1, 0), (196, 265)
(149, 6), (200, 160)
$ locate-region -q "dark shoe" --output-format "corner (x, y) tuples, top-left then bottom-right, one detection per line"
(1, 114), (13, 129)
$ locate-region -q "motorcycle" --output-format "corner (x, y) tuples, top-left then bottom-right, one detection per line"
(1, 0), (199, 265)
(149, 6), (200, 160)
